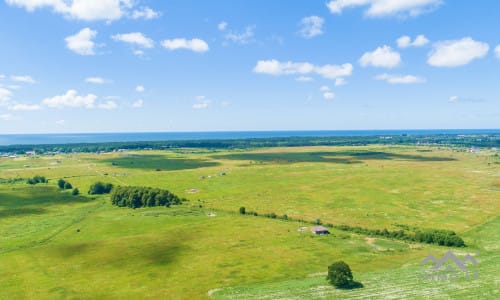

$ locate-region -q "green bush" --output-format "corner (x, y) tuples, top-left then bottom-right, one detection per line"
(64, 182), (72, 189)
(88, 182), (113, 195)
(72, 188), (79, 196)
(239, 207), (246, 214)
(57, 179), (66, 189)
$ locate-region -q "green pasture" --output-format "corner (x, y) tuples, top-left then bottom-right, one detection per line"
(0, 145), (498, 299)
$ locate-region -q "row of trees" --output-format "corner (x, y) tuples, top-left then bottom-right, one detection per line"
(110, 186), (185, 208)
(238, 208), (465, 247)
(27, 175), (48, 185)
(57, 179), (73, 190)
(2, 133), (498, 154)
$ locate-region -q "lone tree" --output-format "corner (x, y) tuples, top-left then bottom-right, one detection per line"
(64, 181), (73, 189)
(72, 188), (79, 196)
(327, 261), (353, 288)
(239, 207), (246, 214)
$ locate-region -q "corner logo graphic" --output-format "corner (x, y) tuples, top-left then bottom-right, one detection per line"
(419, 251), (479, 282)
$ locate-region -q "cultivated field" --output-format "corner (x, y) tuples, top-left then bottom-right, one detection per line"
(0, 145), (498, 299)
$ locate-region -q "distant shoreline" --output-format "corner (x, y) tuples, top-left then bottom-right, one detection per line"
(0, 129), (499, 146)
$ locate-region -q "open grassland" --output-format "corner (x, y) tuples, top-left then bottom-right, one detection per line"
(0, 145), (498, 299)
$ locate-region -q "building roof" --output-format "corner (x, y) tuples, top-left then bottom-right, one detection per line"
(311, 226), (329, 233)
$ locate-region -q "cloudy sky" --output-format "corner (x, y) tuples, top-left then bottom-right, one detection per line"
(0, 0), (499, 133)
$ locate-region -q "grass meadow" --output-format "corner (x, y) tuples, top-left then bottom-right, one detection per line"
(0, 145), (498, 299)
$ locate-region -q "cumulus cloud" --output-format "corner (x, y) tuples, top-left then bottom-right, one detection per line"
(397, 34), (429, 48)
(326, 0), (442, 17)
(42, 89), (97, 109)
(375, 73), (425, 84)
(193, 96), (210, 109)
(427, 37), (489, 67)
(448, 95), (484, 103)
(359, 45), (401, 68)
(161, 38), (209, 52)
(132, 99), (143, 108)
(135, 85), (144, 92)
(320, 86), (335, 99)
(0, 87), (13, 104)
(97, 100), (117, 110)
(335, 78), (347, 86)
(56, 119), (65, 125)
(299, 16), (324, 39)
(11, 75), (36, 83)
(218, 21), (228, 31)
(112, 32), (154, 48)
(85, 77), (110, 84)
(496, 45), (500, 59)
(224, 26), (255, 44)
(8, 103), (41, 111)
(65, 28), (97, 55)
(131, 7), (159, 20)
(6, 0), (134, 21)
(0, 74), (5, 80)
(295, 76), (314, 82)
(254, 59), (353, 80)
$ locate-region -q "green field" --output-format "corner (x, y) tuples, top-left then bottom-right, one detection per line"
(0, 146), (498, 299)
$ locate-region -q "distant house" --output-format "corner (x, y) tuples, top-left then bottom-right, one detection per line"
(311, 226), (330, 235)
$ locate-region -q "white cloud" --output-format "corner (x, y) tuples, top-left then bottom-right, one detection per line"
(224, 26), (255, 45)
(299, 16), (324, 39)
(132, 99), (143, 108)
(133, 49), (145, 56)
(11, 75), (36, 83)
(320, 86), (335, 99)
(131, 7), (159, 20)
(326, 0), (442, 17)
(427, 37), (489, 67)
(296, 76), (314, 82)
(335, 78), (347, 86)
(218, 21), (228, 31)
(42, 89), (97, 109)
(375, 73), (425, 84)
(161, 38), (209, 52)
(447, 95), (483, 103)
(56, 119), (65, 125)
(6, 0), (134, 21)
(112, 32), (154, 48)
(323, 92), (335, 99)
(320, 85), (331, 92)
(7, 85), (22, 90)
(359, 45), (401, 68)
(495, 45), (500, 59)
(193, 96), (210, 109)
(65, 28), (97, 56)
(254, 59), (353, 80)
(85, 77), (110, 84)
(97, 100), (117, 110)
(0, 87), (12, 104)
(0, 113), (16, 121)
(0, 74), (5, 80)
(8, 103), (41, 111)
(397, 34), (429, 48)
(135, 85), (144, 92)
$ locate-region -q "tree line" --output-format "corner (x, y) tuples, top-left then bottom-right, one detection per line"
(238, 207), (465, 247)
(1, 133), (498, 154)
(110, 186), (186, 208)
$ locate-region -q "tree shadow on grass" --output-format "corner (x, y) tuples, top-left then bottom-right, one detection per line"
(0, 186), (95, 211)
(102, 154), (219, 171)
(214, 150), (456, 165)
(336, 281), (364, 290)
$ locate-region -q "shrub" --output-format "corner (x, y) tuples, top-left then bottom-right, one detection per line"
(88, 181), (113, 195)
(239, 206), (246, 214)
(57, 179), (66, 189)
(27, 175), (47, 185)
(327, 261), (353, 288)
(64, 182), (72, 189)
(72, 188), (79, 196)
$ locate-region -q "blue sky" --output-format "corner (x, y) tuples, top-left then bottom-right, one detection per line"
(0, 0), (499, 133)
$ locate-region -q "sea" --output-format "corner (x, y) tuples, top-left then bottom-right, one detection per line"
(0, 129), (498, 146)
